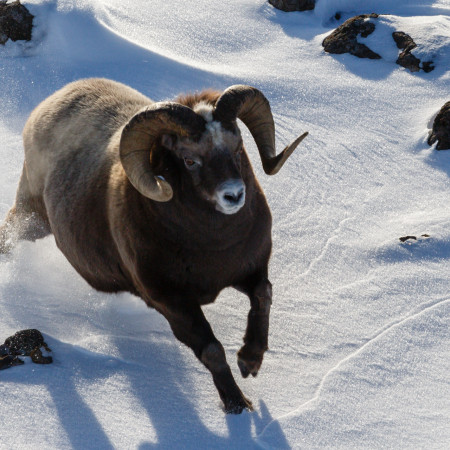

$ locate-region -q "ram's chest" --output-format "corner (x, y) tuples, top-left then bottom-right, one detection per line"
(171, 243), (250, 295)
(133, 195), (272, 305)
(137, 235), (262, 305)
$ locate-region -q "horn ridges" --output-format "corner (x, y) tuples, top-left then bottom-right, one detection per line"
(214, 85), (308, 175)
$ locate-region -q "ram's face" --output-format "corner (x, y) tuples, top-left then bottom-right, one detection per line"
(120, 85), (308, 205)
(161, 118), (246, 215)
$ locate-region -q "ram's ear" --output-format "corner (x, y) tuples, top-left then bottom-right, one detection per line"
(161, 133), (178, 151)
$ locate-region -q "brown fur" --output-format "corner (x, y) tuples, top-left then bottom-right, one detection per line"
(175, 89), (221, 109)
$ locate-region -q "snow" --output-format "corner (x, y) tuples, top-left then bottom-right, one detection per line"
(1, 0), (449, 448)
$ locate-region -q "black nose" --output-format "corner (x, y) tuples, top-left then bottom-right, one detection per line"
(216, 179), (246, 214)
(223, 188), (244, 205)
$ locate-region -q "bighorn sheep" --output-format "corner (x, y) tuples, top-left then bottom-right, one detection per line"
(0, 78), (307, 413)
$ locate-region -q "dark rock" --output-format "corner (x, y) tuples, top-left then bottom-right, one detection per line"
(399, 235), (430, 244)
(392, 31), (415, 51)
(399, 236), (417, 242)
(392, 31), (434, 73)
(268, 0), (315, 12)
(0, 343), (8, 356)
(322, 14), (382, 60)
(0, 354), (24, 370)
(428, 101), (450, 150)
(0, 0), (34, 45)
(3, 329), (53, 366)
(5, 329), (47, 355)
(421, 61), (435, 73)
(0, 343), (24, 370)
(397, 51), (422, 72)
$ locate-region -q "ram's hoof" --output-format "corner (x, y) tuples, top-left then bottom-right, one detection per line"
(224, 395), (253, 414)
(237, 345), (264, 378)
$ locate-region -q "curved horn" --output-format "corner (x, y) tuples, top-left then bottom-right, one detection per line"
(213, 85), (308, 175)
(120, 102), (205, 201)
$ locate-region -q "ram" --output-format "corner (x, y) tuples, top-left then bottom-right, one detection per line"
(0, 78), (307, 413)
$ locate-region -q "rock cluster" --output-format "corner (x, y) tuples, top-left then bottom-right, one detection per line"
(322, 14), (435, 73)
(428, 102), (450, 150)
(268, 2), (439, 75)
(268, 0), (315, 12)
(0, 0), (33, 45)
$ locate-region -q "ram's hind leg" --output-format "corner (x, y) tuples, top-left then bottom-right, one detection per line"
(235, 272), (272, 378)
(0, 165), (50, 253)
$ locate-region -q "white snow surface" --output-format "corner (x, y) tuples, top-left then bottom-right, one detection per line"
(1, 0), (450, 448)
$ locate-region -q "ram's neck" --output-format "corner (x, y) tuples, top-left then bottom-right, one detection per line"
(140, 182), (259, 252)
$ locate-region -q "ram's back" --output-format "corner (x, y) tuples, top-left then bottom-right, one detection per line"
(22, 78), (152, 292)
(23, 78), (151, 195)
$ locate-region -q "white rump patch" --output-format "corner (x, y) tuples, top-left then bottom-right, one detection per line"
(193, 102), (214, 122)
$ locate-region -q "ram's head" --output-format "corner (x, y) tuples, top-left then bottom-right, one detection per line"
(120, 85), (308, 215)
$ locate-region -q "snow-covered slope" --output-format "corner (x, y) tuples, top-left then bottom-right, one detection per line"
(1, 0), (449, 448)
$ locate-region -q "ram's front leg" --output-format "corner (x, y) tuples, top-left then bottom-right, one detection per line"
(235, 276), (272, 378)
(158, 300), (253, 414)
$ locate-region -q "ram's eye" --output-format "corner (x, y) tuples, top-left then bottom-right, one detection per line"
(184, 158), (196, 168)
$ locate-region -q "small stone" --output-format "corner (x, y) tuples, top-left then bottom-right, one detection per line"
(399, 236), (417, 242)
(397, 52), (421, 72)
(421, 61), (435, 73)
(392, 31), (416, 51)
